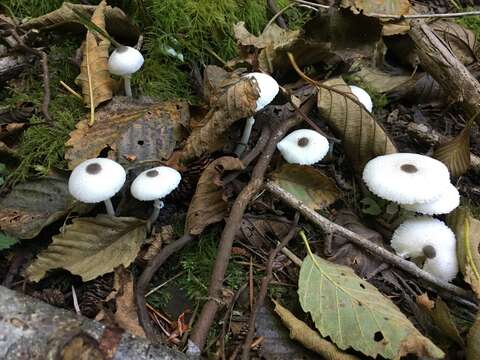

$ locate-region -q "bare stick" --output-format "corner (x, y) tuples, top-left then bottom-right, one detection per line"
(241, 212), (299, 360)
(189, 99), (315, 352)
(266, 0), (289, 29)
(265, 180), (475, 301)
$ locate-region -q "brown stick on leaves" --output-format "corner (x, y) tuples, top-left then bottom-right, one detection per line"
(189, 98), (315, 352)
(409, 20), (480, 120)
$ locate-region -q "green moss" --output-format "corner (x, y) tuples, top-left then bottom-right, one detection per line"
(2, 0), (77, 19)
(456, 8), (480, 38)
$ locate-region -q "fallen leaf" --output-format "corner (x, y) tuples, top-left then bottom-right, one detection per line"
(0, 175), (91, 239)
(434, 125), (471, 177)
(298, 251), (444, 359)
(273, 300), (359, 360)
(65, 97), (189, 169)
(416, 293), (435, 311)
(237, 216), (291, 249)
(340, 0), (411, 16)
(350, 62), (411, 93)
(271, 164), (342, 210)
(185, 157), (244, 235)
(26, 215), (146, 282)
(0, 232), (18, 251)
(448, 207), (480, 297)
(467, 312), (480, 360)
(61, 333), (104, 360)
(430, 298), (464, 346)
(317, 77), (397, 173)
(388, 72), (447, 106)
(143, 225), (174, 261)
(74, 0), (113, 126)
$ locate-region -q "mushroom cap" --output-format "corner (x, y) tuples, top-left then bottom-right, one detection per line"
(276, 129), (329, 165)
(244, 72), (279, 111)
(130, 166), (181, 201)
(108, 46), (144, 76)
(362, 153), (451, 205)
(402, 183), (460, 215)
(68, 158), (126, 203)
(391, 216), (458, 282)
(349, 85), (373, 113)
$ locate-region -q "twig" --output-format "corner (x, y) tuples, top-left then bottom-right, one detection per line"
(135, 234), (195, 342)
(189, 98), (315, 352)
(266, 1), (290, 30)
(241, 212), (299, 360)
(265, 180), (476, 301)
(60, 80), (83, 100)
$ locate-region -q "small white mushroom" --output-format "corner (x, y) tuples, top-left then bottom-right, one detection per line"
(391, 216), (458, 282)
(362, 153), (451, 205)
(276, 129), (329, 165)
(130, 166), (181, 226)
(235, 72), (279, 156)
(68, 158), (126, 216)
(108, 46), (144, 97)
(349, 85), (373, 112)
(402, 183), (460, 215)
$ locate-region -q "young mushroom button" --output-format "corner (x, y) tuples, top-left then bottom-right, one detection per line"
(130, 166), (181, 227)
(108, 46), (144, 97)
(68, 158), (126, 216)
(349, 85), (373, 113)
(276, 129), (329, 165)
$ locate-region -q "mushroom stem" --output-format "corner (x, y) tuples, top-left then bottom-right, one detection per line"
(104, 198), (116, 217)
(123, 75), (132, 97)
(234, 116), (255, 156)
(148, 199), (164, 229)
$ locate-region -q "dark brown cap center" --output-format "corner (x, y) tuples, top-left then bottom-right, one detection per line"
(146, 169), (159, 177)
(297, 137), (309, 147)
(86, 163), (102, 175)
(400, 164), (418, 173)
(422, 245), (436, 259)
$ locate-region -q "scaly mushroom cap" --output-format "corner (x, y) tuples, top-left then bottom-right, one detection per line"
(362, 153), (451, 205)
(244, 72), (279, 111)
(277, 129), (329, 165)
(108, 46), (144, 76)
(130, 166), (181, 201)
(391, 216), (458, 282)
(68, 158), (126, 203)
(349, 85), (373, 113)
(402, 183), (460, 215)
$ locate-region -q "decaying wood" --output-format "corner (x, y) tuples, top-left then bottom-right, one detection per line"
(0, 286), (185, 359)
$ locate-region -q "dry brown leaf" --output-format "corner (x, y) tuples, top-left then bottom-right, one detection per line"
(434, 125), (471, 177)
(350, 62), (410, 93)
(65, 97), (189, 169)
(173, 78), (258, 164)
(317, 77), (397, 173)
(143, 225), (174, 261)
(185, 157), (244, 235)
(273, 300), (360, 360)
(340, 0), (411, 16)
(467, 312), (480, 360)
(74, 0), (113, 126)
(237, 216), (291, 249)
(430, 298), (464, 346)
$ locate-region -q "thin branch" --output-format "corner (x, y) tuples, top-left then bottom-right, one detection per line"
(266, 1), (291, 30)
(265, 180), (476, 302)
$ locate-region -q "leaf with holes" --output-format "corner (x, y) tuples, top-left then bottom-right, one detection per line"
(317, 77), (397, 173)
(340, 0), (410, 16)
(271, 164), (342, 210)
(26, 215), (146, 282)
(434, 125), (471, 177)
(298, 252), (444, 359)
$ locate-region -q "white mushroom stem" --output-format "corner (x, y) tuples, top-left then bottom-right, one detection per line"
(104, 198), (116, 217)
(124, 75), (132, 97)
(148, 199), (164, 228)
(235, 116), (255, 156)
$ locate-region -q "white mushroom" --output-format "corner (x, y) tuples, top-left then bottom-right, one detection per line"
(68, 158), (126, 216)
(108, 46), (144, 97)
(402, 183), (460, 215)
(235, 72), (279, 156)
(349, 85), (373, 112)
(276, 129), (329, 165)
(130, 166), (181, 226)
(362, 153), (451, 205)
(391, 216), (458, 282)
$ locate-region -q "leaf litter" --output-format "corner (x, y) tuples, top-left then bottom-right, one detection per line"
(1, 1), (480, 359)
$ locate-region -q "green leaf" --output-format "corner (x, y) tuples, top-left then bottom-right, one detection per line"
(26, 215), (146, 282)
(0, 232), (18, 251)
(434, 125), (471, 177)
(298, 234), (444, 359)
(271, 164), (342, 210)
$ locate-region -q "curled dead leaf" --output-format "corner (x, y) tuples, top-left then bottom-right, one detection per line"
(434, 125), (471, 177)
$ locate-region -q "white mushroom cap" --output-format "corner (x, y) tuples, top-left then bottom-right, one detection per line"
(277, 129), (329, 165)
(391, 217), (458, 282)
(402, 183), (460, 215)
(349, 85), (373, 112)
(68, 158), (126, 203)
(244, 72), (279, 111)
(108, 46), (144, 76)
(362, 153), (451, 205)
(130, 166), (181, 201)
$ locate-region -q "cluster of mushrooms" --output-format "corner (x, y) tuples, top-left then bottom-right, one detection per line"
(363, 153), (459, 282)
(68, 158), (181, 227)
